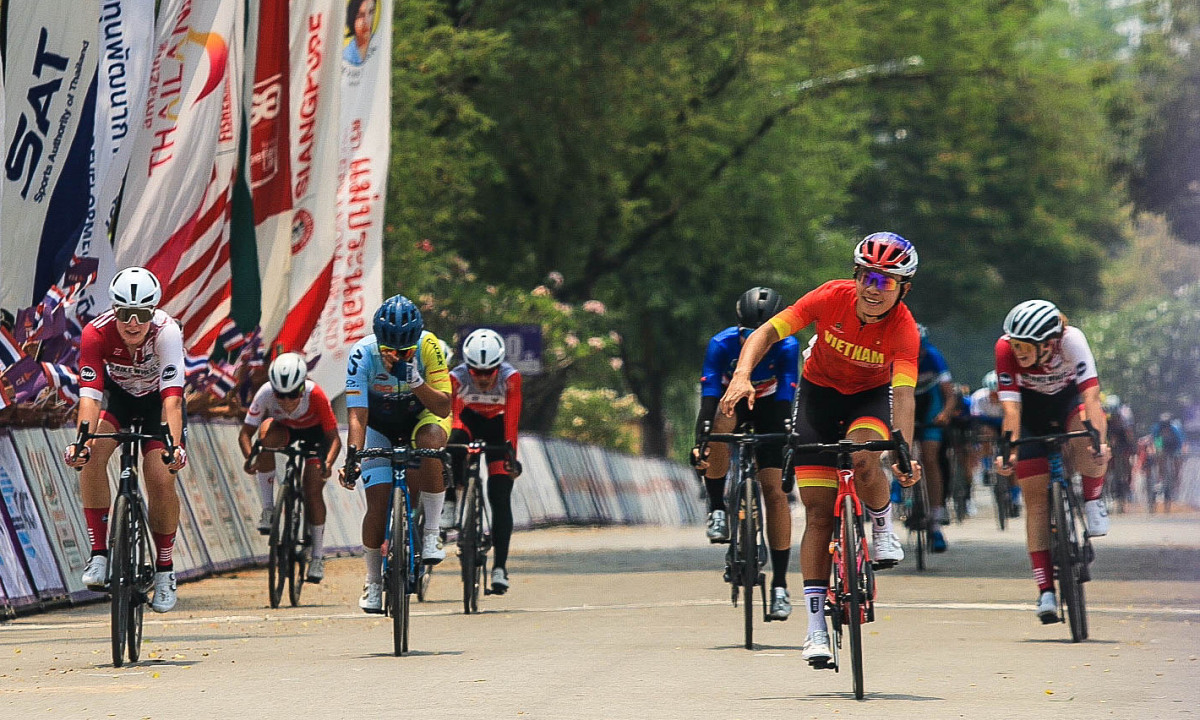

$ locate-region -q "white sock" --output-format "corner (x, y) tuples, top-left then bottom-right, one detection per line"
(804, 586), (827, 633)
(868, 503), (893, 535)
(421, 491), (445, 536)
(364, 547), (382, 584)
(310, 524), (325, 560)
(256, 471), (276, 509)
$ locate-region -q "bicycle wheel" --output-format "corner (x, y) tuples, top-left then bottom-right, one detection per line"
(267, 491), (289, 609)
(110, 495), (133, 667)
(389, 486), (411, 656)
(993, 473), (1011, 531)
(460, 477), (483, 614)
(415, 506), (432, 602)
(911, 479), (929, 571)
(1051, 482), (1086, 642)
(741, 479), (757, 650)
(127, 503), (151, 664)
(842, 494), (866, 699)
(287, 487), (306, 607)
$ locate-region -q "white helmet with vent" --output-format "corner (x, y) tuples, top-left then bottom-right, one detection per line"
(462, 328), (505, 370)
(268, 353), (308, 394)
(109, 267), (162, 308)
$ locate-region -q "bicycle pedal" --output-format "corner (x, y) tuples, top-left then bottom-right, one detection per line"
(871, 559), (897, 570)
(709, 537), (731, 545)
(807, 657), (836, 670)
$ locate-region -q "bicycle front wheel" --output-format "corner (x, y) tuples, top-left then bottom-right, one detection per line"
(460, 477), (483, 614)
(109, 496), (133, 667)
(842, 494), (866, 700)
(912, 479), (929, 571)
(267, 492), (289, 609)
(389, 487), (411, 656)
(741, 480), (757, 650)
(127, 503), (151, 664)
(1051, 482), (1087, 642)
(287, 486), (307, 607)
(993, 473), (1011, 531)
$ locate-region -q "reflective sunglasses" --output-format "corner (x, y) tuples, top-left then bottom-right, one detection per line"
(1007, 338), (1040, 355)
(113, 305), (154, 323)
(854, 268), (903, 292)
(379, 343), (417, 361)
(275, 388), (304, 400)
(468, 366), (499, 379)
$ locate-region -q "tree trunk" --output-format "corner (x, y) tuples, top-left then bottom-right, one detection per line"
(520, 368), (570, 434)
(640, 370), (668, 457)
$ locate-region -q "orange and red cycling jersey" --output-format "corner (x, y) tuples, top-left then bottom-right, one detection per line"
(767, 280), (919, 394)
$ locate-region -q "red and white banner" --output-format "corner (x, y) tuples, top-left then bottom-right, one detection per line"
(273, 0), (341, 376)
(303, 0), (389, 393)
(113, 0), (244, 357)
(246, 0), (294, 342)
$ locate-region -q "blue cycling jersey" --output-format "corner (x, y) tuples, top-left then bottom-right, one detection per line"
(700, 326), (799, 403)
(915, 342), (951, 396)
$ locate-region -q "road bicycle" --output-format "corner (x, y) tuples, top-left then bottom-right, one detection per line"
(791, 431), (913, 700)
(246, 439), (324, 608)
(345, 443), (446, 656)
(999, 422), (1100, 643)
(69, 421), (177, 668)
(444, 441), (516, 614)
(893, 429), (931, 571)
(696, 424), (788, 650)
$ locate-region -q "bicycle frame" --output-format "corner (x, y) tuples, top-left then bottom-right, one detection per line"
(251, 439), (324, 608)
(444, 441), (505, 613)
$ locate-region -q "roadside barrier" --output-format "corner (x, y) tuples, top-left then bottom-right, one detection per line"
(0, 422), (701, 616)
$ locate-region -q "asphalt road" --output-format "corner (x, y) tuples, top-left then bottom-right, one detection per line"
(2, 504), (1198, 720)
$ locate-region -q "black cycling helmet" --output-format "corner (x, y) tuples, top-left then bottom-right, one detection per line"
(736, 287), (784, 329)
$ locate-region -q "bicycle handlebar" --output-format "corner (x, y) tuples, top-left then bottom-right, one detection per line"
(998, 420), (1102, 461)
(694, 423), (913, 476)
(71, 421), (179, 473)
(245, 439), (328, 474)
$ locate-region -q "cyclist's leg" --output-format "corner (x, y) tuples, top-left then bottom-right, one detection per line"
(254, 419), (287, 515)
(359, 426), (396, 607)
(751, 401), (791, 592)
(705, 408), (739, 510)
(411, 412), (451, 559)
(80, 418), (120, 563)
(472, 413), (514, 572)
(1066, 408), (1110, 533)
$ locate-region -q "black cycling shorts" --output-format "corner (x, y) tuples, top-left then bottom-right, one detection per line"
(792, 377), (892, 488)
(1016, 385), (1082, 462)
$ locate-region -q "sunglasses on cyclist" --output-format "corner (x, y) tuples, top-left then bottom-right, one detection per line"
(113, 305), (154, 323)
(275, 388), (304, 400)
(468, 366), (499, 379)
(854, 268), (903, 292)
(379, 343), (417, 361)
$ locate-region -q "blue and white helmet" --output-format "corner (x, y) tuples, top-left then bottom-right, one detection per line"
(373, 295), (423, 348)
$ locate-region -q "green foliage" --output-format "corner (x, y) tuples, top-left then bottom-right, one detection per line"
(552, 387), (647, 453)
(1080, 283), (1200, 427)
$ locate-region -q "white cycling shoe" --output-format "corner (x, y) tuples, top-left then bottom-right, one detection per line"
(767, 587), (792, 620)
(82, 555), (109, 590)
(1085, 499), (1109, 537)
(873, 530), (904, 568)
(705, 510), (730, 543)
(491, 567), (509, 595)
(306, 556), (325, 584)
(359, 581), (384, 613)
(150, 571), (177, 613)
(422, 532), (446, 564)
(257, 507), (273, 535)
(1036, 590), (1058, 624)
(802, 630), (834, 668)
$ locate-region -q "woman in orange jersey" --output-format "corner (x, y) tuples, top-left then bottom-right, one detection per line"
(720, 232), (923, 667)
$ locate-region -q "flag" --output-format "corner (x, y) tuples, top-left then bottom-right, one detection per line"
(3, 356), (48, 403)
(41, 362), (79, 404)
(0, 328), (24, 369)
(0, 3), (100, 312)
(113, 0), (244, 359)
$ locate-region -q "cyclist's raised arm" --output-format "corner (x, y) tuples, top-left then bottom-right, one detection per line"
(719, 323), (781, 415)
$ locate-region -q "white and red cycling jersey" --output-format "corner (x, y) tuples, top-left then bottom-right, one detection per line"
(995, 326), (1099, 403)
(243, 380), (338, 432)
(78, 309), (185, 401)
(449, 362), (522, 449)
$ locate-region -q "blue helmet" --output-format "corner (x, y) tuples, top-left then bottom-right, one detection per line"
(373, 295), (423, 348)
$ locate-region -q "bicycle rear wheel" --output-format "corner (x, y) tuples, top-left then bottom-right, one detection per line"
(267, 491), (289, 609)
(287, 486), (306, 607)
(1051, 482), (1087, 642)
(741, 479), (757, 650)
(389, 487), (411, 656)
(109, 496), (133, 667)
(842, 494), (866, 699)
(993, 473), (1011, 531)
(911, 479), (929, 571)
(460, 477), (483, 614)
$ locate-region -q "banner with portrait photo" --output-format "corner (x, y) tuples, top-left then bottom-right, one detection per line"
(302, 0), (389, 395)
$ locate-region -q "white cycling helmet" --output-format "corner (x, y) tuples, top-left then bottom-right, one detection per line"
(1003, 299), (1063, 343)
(982, 371), (998, 392)
(268, 352), (308, 395)
(109, 266), (162, 308)
(462, 328), (505, 370)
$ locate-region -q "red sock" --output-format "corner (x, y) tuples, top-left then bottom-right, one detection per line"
(84, 508), (109, 553)
(1030, 550), (1053, 592)
(1081, 475), (1104, 501)
(153, 531), (176, 570)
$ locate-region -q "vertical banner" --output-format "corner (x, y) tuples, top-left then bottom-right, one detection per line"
(0, 435), (41, 608)
(70, 0), (157, 321)
(273, 0), (341, 366)
(113, 0), (244, 357)
(2, 432), (71, 600)
(247, 0), (294, 342)
(1, 3), (100, 312)
(303, 0), (390, 394)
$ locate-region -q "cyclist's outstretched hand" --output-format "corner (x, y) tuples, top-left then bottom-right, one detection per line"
(995, 452), (1016, 477)
(893, 459), (922, 487)
(719, 376), (753, 416)
(339, 464), (359, 489)
(166, 446), (188, 472)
